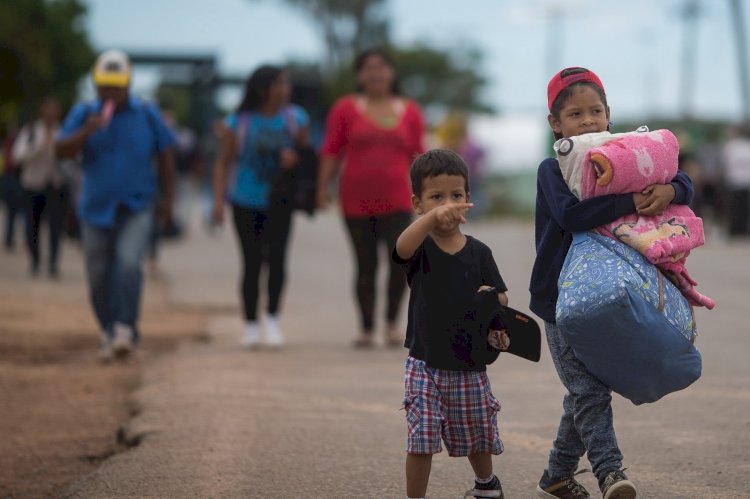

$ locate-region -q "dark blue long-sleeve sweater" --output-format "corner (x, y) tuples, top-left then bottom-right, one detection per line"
(529, 157), (694, 323)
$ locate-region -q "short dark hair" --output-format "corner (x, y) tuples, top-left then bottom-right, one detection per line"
(410, 149), (470, 196)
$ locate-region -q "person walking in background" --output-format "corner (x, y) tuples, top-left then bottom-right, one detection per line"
(721, 123), (750, 237)
(56, 49), (176, 362)
(317, 47), (425, 348)
(1, 123), (25, 252)
(212, 65), (311, 349)
(435, 110), (488, 219)
(12, 97), (66, 278)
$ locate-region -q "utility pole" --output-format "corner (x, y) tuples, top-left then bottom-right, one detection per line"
(679, 0), (701, 119)
(545, 5), (565, 79)
(729, 0), (750, 122)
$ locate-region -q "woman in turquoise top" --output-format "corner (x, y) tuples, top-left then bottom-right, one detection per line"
(212, 65), (311, 349)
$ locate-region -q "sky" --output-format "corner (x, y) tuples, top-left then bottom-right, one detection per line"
(82, 0), (750, 170)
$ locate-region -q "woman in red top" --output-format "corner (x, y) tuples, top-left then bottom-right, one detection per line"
(318, 47), (426, 348)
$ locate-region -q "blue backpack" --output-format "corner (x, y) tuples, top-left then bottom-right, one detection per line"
(556, 232), (702, 405)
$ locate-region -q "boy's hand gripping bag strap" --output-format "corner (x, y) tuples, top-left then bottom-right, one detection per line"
(555, 232), (701, 405)
(476, 290), (542, 363)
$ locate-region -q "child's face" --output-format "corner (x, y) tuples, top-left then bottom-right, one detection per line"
(548, 85), (610, 139)
(413, 174), (470, 231)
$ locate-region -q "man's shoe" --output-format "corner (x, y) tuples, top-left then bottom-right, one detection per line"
(98, 343), (114, 363)
(464, 474), (504, 498)
(112, 323), (135, 359)
(536, 469), (591, 498)
(601, 469), (636, 499)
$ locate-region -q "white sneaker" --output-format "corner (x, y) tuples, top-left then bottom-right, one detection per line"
(242, 322), (261, 349)
(112, 323), (135, 358)
(264, 315), (284, 349)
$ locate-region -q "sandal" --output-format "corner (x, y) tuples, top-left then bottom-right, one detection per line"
(353, 333), (375, 348)
(385, 325), (402, 348)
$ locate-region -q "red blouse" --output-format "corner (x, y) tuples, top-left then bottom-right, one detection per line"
(321, 95), (425, 217)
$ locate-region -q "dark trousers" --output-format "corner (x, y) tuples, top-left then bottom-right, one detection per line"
(727, 187), (750, 236)
(2, 172), (25, 249)
(232, 202), (294, 321)
(343, 211), (411, 333)
(26, 185), (66, 273)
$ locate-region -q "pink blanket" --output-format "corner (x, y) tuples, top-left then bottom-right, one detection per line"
(555, 128), (715, 309)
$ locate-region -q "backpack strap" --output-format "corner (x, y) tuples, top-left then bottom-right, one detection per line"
(235, 112), (251, 158)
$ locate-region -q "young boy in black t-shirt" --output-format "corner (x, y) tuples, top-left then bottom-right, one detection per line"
(393, 149), (510, 499)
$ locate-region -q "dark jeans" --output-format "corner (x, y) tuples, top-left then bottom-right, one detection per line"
(541, 321), (623, 488)
(231, 202), (294, 321)
(343, 211), (411, 334)
(25, 185), (66, 273)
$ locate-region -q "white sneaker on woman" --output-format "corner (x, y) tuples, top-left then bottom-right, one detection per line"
(242, 322), (261, 349)
(264, 315), (284, 349)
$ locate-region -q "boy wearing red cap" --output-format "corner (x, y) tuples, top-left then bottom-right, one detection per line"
(529, 67), (695, 499)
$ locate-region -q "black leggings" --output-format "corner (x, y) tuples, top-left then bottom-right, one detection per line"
(344, 211), (411, 334)
(232, 203), (293, 321)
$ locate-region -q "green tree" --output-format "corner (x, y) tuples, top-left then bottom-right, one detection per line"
(324, 43), (493, 114)
(254, 0), (493, 114)
(0, 0), (94, 129)
(259, 0), (389, 70)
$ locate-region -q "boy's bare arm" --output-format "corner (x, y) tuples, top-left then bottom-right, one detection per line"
(395, 203), (473, 259)
(395, 210), (439, 259)
(477, 287), (509, 306)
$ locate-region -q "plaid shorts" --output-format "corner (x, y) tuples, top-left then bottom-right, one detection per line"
(402, 356), (504, 457)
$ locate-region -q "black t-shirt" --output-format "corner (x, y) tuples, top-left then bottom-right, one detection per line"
(392, 235), (508, 371)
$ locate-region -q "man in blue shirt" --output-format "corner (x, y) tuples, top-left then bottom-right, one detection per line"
(57, 49), (176, 362)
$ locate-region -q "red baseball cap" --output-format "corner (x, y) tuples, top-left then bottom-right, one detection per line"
(547, 67), (605, 112)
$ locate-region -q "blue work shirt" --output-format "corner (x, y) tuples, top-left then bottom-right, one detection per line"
(59, 96), (175, 228)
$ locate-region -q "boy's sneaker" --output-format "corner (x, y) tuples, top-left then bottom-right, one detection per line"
(601, 470), (636, 499)
(536, 469), (591, 498)
(464, 474), (504, 498)
(112, 323), (135, 359)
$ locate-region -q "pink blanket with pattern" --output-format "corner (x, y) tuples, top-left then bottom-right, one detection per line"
(555, 127), (715, 309)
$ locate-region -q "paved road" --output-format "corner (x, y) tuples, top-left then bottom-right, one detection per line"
(64, 205), (750, 499)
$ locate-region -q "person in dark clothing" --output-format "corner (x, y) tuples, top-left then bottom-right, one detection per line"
(12, 97), (66, 277)
(530, 67), (694, 499)
(1, 127), (25, 252)
(393, 149), (509, 499)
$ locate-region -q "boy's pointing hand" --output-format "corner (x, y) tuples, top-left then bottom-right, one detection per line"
(434, 202), (473, 226)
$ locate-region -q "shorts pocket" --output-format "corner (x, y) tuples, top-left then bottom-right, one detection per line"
(402, 394), (421, 436)
(488, 394), (501, 415)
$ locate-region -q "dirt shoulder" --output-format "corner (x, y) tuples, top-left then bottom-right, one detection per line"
(0, 249), (209, 498)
